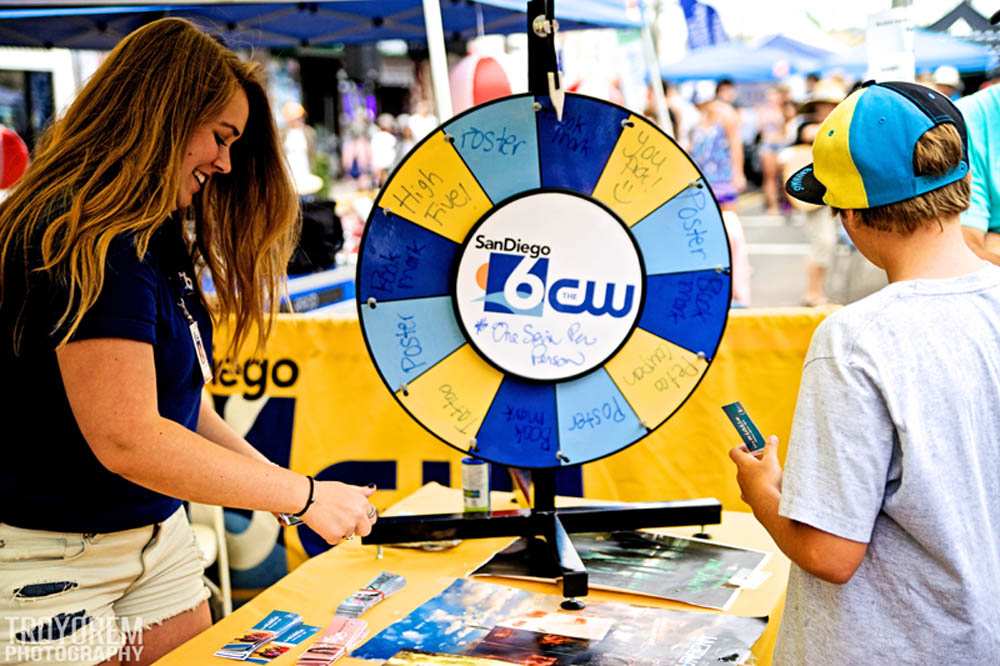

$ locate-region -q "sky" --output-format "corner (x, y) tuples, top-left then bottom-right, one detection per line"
(704, 0), (995, 39)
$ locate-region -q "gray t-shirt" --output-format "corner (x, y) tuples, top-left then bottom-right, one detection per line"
(774, 264), (1000, 666)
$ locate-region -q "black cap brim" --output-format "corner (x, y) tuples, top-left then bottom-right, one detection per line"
(785, 163), (827, 205)
(992, 9), (999, 25)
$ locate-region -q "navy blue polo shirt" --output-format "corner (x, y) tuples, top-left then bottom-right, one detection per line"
(0, 220), (213, 533)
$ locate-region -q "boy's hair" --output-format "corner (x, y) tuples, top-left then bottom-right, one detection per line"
(834, 124), (969, 235)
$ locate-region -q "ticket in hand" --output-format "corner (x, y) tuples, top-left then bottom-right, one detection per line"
(721, 402), (766, 453)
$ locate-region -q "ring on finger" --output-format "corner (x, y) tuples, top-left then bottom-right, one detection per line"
(366, 505), (378, 520)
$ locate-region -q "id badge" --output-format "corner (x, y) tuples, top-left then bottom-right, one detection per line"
(188, 321), (214, 385)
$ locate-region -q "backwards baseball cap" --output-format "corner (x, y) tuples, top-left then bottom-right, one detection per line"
(785, 80), (969, 209)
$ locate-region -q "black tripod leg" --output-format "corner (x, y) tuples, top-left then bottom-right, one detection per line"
(543, 513), (588, 607)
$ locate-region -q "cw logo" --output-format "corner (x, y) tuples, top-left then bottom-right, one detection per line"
(478, 252), (637, 319)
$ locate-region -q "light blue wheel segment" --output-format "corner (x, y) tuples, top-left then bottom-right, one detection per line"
(357, 208), (461, 303)
(556, 369), (645, 464)
(444, 97), (540, 205)
(475, 378), (559, 468)
(362, 296), (466, 393)
(632, 180), (730, 276)
(638, 270), (731, 360)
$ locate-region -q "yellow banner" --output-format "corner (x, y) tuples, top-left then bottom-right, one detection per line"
(207, 307), (832, 574)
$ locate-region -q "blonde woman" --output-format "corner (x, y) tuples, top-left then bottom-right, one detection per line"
(0, 19), (375, 665)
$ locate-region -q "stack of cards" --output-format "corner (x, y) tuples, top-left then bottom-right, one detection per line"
(296, 616), (368, 665)
(335, 571), (406, 618)
(247, 624), (319, 664)
(215, 610), (302, 661)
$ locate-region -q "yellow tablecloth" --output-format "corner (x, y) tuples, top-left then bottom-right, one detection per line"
(159, 483), (789, 665)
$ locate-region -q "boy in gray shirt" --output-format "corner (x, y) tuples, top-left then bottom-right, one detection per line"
(731, 81), (1000, 665)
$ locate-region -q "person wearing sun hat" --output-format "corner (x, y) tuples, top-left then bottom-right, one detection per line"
(730, 80), (1000, 665)
(930, 64), (964, 100)
(788, 77), (847, 306)
(954, 9), (1000, 264)
(796, 77), (846, 120)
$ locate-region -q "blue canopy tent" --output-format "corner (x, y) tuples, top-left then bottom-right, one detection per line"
(823, 29), (998, 76)
(0, 1), (640, 120)
(757, 34), (833, 63)
(661, 42), (822, 83)
(0, 1), (640, 50)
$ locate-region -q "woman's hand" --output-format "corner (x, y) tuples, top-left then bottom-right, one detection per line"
(301, 481), (377, 545)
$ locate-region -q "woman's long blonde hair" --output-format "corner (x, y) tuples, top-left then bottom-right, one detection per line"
(0, 17), (299, 357)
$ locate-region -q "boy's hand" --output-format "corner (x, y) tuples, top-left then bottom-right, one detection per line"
(729, 435), (782, 511)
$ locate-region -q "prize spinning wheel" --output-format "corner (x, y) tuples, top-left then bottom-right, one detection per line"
(357, 93), (731, 470)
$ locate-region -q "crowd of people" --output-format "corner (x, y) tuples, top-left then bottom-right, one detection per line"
(655, 66), (1000, 306)
(337, 101), (438, 190)
(264, 57), (994, 312)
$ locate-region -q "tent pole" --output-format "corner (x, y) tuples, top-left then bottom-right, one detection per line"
(421, 0), (454, 121)
(640, 1), (672, 135)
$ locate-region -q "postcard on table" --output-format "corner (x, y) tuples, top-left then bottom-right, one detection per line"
(247, 623), (319, 664)
(215, 609), (301, 660)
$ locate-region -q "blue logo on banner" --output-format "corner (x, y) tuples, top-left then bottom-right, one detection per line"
(484, 253), (549, 317)
(482, 252), (637, 320)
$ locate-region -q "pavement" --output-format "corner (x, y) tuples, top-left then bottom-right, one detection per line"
(737, 196), (887, 308)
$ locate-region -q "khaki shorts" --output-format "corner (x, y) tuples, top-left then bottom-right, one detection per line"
(0, 507), (209, 666)
(801, 206), (839, 268)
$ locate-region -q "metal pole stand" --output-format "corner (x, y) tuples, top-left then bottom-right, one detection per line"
(363, 467), (722, 608)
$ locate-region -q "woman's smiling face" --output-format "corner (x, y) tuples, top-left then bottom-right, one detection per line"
(176, 88), (249, 210)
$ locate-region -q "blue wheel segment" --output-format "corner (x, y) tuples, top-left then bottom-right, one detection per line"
(638, 270), (731, 360)
(444, 97), (540, 205)
(555, 369), (645, 464)
(536, 95), (630, 195)
(357, 208), (461, 303)
(475, 377), (559, 468)
(632, 180), (730, 276)
(362, 296), (467, 393)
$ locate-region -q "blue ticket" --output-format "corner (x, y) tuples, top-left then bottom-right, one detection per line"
(722, 402), (766, 452)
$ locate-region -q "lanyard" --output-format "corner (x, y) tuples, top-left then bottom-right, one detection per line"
(175, 270), (213, 385)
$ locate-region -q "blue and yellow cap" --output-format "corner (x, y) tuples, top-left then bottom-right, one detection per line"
(785, 81), (969, 209)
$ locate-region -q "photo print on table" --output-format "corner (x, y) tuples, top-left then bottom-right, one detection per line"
(473, 531), (770, 610)
(352, 578), (766, 665)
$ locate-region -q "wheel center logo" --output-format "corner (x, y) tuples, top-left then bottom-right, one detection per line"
(456, 192), (643, 382)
